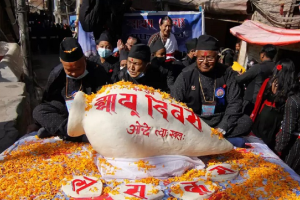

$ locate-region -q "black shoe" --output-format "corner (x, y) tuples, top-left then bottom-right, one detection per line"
(37, 128), (52, 139)
(62, 134), (89, 143)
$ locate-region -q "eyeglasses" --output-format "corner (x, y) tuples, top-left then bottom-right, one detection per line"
(198, 57), (216, 63)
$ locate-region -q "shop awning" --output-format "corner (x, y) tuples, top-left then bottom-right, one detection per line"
(230, 20), (300, 46)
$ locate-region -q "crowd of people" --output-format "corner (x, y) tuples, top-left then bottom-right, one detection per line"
(27, 13), (300, 175)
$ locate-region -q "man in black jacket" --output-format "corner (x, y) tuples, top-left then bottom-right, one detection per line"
(114, 44), (170, 92)
(171, 35), (252, 147)
(33, 38), (109, 142)
(236, 44), (277, 115)
(79, 0), (132, 43)
(149, 38), (175, 92)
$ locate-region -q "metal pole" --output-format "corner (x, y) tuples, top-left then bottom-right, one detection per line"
(201, 7), (205, 35)
(76, 0), (80, 17)
(16, 0), (36, 114)
(75, 0), (80, 33)
(66, 3), (69, 24)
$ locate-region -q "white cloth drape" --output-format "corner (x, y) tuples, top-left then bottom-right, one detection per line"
(164, 33), (178, 60)
(96, 155), (205, 180)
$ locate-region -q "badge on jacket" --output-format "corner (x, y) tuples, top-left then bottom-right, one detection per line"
(215, 87), (226, 105)
(202, 103), (216, 116)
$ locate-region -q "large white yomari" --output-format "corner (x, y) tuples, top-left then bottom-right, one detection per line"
(68, 82), (233, 158)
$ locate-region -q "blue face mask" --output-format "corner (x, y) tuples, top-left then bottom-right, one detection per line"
(98, 48), (112, 58)
(66, 69), (89, 80)
(127, 70), (145, 79)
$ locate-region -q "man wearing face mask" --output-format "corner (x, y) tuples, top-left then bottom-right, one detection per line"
(171, 35), (252, 147)
(89, 31), (118, 78)
(32, 38), (109, 142)
(149, 38), (184, 82)
(149, 39), (175, 91)
(182, 38), (198, 67)
(114, 44), (169, 92)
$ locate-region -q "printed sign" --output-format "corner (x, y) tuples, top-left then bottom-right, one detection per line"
(109, 183), (164, 200)
(61, 176), (103, 198)
(170, 181), (216, 200)
(67, 82), (233, 160)
(122, 11), (203, 52)
(206, 164), (239, 181)
(78, 11), (203, 55)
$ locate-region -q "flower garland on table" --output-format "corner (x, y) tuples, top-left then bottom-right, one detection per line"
(1, 137), (300, 199)
(208, 149), (300, 200)
(0, 140), (100, 199)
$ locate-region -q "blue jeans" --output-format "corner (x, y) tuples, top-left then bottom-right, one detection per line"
(226, 137), (246, 148)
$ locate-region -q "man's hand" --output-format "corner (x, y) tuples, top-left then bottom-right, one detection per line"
(117, 39), (125, 51)
(238, 69), (243, 75)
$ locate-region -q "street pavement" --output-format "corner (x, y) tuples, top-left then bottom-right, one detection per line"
(0, 50), (59, 153)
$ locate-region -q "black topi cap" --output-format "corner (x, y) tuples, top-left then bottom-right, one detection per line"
(196, 35), (219, 51)
(59, 37), (84, 62)
(128, 44), (151, 63)
(185, 38), (198, 53)
(96, 31), (113, 45)
(149, 39), (165, 54)
(119, 49), (129, 62)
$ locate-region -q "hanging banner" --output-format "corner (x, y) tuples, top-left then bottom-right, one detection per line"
(78, 22), (97, 58)
(78, 11), (203, 56)
(122, 11), (203, 52)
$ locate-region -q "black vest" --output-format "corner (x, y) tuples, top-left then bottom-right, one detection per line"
(181, 63), (229, 117)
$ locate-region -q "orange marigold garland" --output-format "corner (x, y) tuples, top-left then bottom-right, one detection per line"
(170, 184), (184, 197)
(98, 157), (122, 176)
(211, 128), (224, 140)
(1, 136), (300, 199)
(84, 81), (189, 111)
(135, 177), (161, 186)
(207, 149), (300, 200)
(0, 140), (100, 199)
(134, 160), (156, 173)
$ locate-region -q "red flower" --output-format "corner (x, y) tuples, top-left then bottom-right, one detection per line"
(223, 84), (227, 89)
(277, 65), (282, 71)
(109, 69), (113, 73)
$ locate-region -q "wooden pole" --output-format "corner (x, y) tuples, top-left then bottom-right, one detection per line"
(16, 0), (36, 115)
